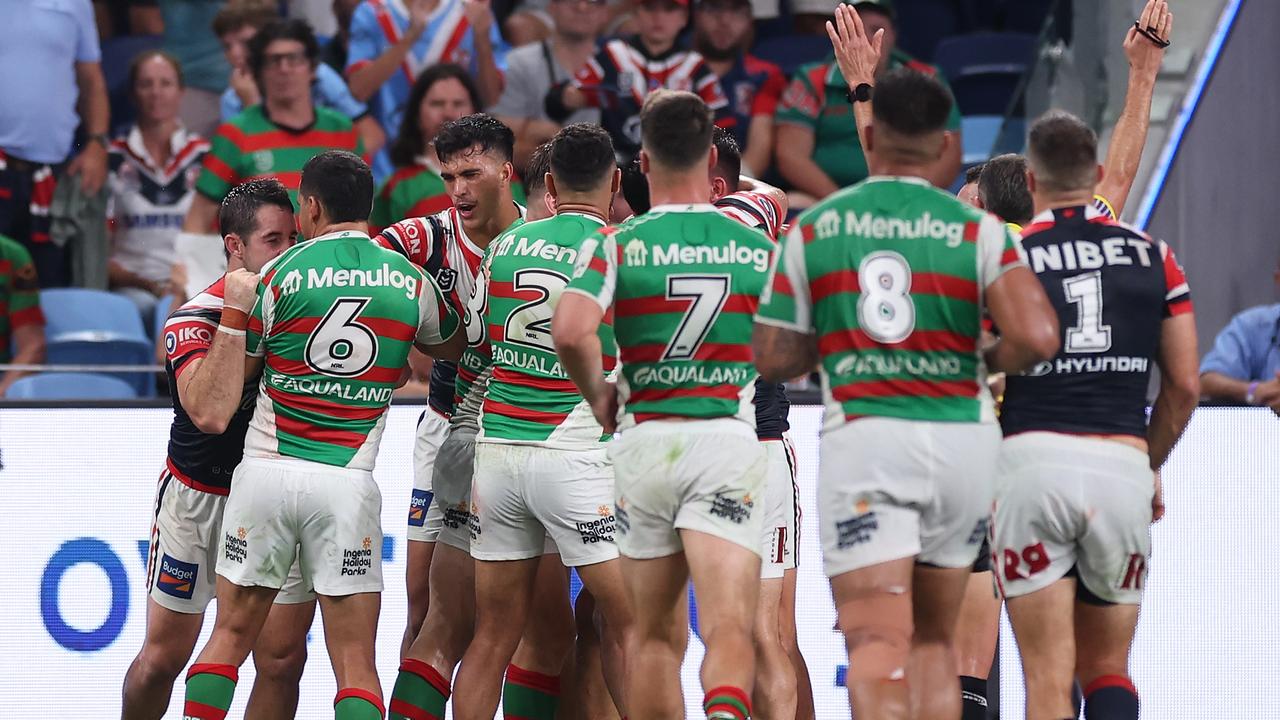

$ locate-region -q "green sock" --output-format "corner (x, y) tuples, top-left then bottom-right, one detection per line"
(335, 688), (385, 719)
(704, 685), (751, 720)
(183, 663), (238, 719)
(388, 658), (450, 720)
(502, 664), (561, 720)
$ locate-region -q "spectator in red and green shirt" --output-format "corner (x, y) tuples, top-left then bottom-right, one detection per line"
(0, 234), (46, 396)
(775, 0), (961, 199)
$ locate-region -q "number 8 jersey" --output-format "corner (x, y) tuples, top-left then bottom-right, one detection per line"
(756, 176), (1024, 429)
(244, 230), (459, 470)
(564, 204), (775, 427)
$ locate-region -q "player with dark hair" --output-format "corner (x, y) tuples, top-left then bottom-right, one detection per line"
(523, 140), (555, 221)
(977, 154), (1036, 229)
(995, 109), (1198, 720)
(956, 162), (985, 210)
(182, 152), (462, 720)
(555, 89), (774, 720)
(754, 67), (1061, 720)
(612, 156), (649, 222)
(123, 179), (305, 720)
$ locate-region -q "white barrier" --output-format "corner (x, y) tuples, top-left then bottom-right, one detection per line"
(1, 406), (1276, 718)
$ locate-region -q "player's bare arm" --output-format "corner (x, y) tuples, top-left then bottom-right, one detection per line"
(1096, 0), (1172, 215)
(415, 324), (467, 362)
(178, 268), (259, 434)
(552, 292), (616, 433)
(982, 266), (1061, 374)
(1147, 312), (1199, 471)
(827, 2), (881, 155)
(753, 324), (817, 383)
(182, 194), (221, 234)
(737, 175), (789, 219)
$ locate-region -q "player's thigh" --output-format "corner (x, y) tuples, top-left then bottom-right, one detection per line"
(407, 409), (451, 542)
(317, 591), (381, 660)
(909, 562), (971, 645)
(434, 427), (480, 554)
(217, 459), (305, 593)
(528, 447), (620, 568)
(618, 553), (690, 643)
(257, 558), (317, 660)
(953, 570), (1001, 677)
(755, 576), (785, 646)
(1003, 577), (1077, 691)
(469, 442), (546, 562)
(294, 463), (384, 598)
(683, 529), (762, 637)
(137, 596), (206, 671)
(660, 421), (769, 558)
(148, 471), (225, 614)
(918, 422), (1001, 569)
(760, 438), (799, 581)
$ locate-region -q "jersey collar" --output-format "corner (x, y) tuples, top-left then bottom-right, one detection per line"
(308, 229), (372, 242)
(648, 203), (720, 213)
(558, 211), (607, 225)
(1028, 204), (1105, 226)
(863, 175), (933, 187)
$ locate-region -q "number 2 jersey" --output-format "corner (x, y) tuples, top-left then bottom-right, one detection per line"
(480, 212), (617, 447)
(565, 204), (774, 427)
(756, 176), (1024, 431)
(1000, 205), (1192, 438)
(244, 230), (458, 470)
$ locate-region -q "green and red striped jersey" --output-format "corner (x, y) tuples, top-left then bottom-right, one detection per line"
(564, 204), (774, 427)
(0, 234), (43, 363)
(755, 176), (1024, 429)
(195, 105), (362, 207)
(369, 162), (450, 234)
(244, 230), (459, 469)
(479, 212), (617, 447)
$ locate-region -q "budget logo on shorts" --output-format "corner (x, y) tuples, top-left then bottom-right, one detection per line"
(709, 492), (754, 525)
(408, 489), (434, 527)
(156, 554), (198, 599)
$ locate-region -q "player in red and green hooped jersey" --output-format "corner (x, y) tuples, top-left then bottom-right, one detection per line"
(555, 91), (771, 720)
(0, 234), (45, 395)
(753, 69), (1060, 720)
(179, 19), (363, 291)
(182, 152), (464, 720)
(443, 124), (633, 720)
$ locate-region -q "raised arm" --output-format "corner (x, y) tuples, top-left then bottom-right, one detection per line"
(464, 0), (505, 107)
(346, 0), (433, 102)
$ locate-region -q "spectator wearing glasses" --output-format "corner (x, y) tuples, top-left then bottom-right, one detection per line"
(490, 0), (606, 172)
(694, 0), (785, 179)
(1200, 264), (1280, 413)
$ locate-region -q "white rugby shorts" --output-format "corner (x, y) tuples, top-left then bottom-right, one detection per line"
(818, 418), (999, 578)
(760, 436), (800, 580)
(432, 425), (479, 553)
(992, 432), (1154, 605)
(406, 409), (451, 543)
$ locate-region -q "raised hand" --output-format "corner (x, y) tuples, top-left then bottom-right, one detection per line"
(826, 3), (884, 89)
(1125, 0), (1172, 77)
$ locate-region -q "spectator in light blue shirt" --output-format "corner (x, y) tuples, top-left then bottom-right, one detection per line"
(1200, 272), (1280, 411)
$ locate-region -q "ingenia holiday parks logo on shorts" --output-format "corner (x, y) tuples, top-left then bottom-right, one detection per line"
(156, 554), (198, 599)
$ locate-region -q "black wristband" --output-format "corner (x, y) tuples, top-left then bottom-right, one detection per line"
(544, 82), (574, 124)
(846, 83), (873, 104)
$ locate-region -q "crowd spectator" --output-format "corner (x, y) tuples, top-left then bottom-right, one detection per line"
(502, 0), (633, 47)
(0, 0), (110, 288)
(1200, 265), (1280, 412)
(161, 0), (234, 138)
(370, 64), (481, 231)
(179, 18), (362, 293)
(775, 0), (960, 200)
(693, 0), (785, 178)
(320, 0), (364, 73)
(214, 4), (385, 158)
(107, 51), (208, 320)
(0, 234), (47, 397)
(94, 0), (165, 38)
(346, 0), (509, 180)
(490, 0), (606, 172)
(549, 0), (729, 164)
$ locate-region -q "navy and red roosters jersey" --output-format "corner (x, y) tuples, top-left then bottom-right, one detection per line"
(161, 277), (259, 494)
(717, 53), (786, 152)
(1000, 205), (1193, 438)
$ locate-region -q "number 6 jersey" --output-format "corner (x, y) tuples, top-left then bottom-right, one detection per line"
(755, 176), (1024, 430)
(564, 204), (774, 428)
(244, 230), (459, 470)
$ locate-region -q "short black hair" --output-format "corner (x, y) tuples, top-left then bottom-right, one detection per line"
(964, 162), (986, 185)
(434, 113), (515, 165)
(711, 126), (741, 185)
(219, 178), (293, 242)
(550, 124), (616, 193)
(620, 157), (649, 214)
(978, 154), (1034, 226)
(1027, 110), (1098, 192)
(640, 90), (714, 171)
(871, 67), (954, 137)
(525, 141), (553, 196)
(299, 150), (374, 223)
(389, 64), (482, 169)
(248, 18), (318, 80)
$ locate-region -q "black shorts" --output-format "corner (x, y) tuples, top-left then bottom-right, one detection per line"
(971, 536), (992, 573)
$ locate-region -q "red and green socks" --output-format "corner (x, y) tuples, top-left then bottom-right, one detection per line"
(335, 688), (385, 719)
(502, 664), (561, 720)
(183, 663), (238, 720)
(388, 658), (451, 720)
(704, 685), (752, 720)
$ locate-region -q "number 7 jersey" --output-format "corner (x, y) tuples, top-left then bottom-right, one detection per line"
(564, 204), (775, 427)
(756, 176), (1024, 430)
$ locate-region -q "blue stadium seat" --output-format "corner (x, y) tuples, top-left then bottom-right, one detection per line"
(895, 0), (961, 62)
(5, 372), (138, 400)
(40, 289), (156, 397)
(153, 295), (175, 342)
(754, 35), (830, 79)
(934, 32), (1038, 116)
(101, 34), (164, 136)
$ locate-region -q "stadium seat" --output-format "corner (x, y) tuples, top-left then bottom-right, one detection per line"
(40, 289), (156, 397)
(4, 372), (138, 400)
(153, 295), (174, 342)
(755, 35), (831, 79)
(960, 114), (1028, 165)
(934, 32), (1038, 116)
(895, 0), (961, 62)
(101, 34), (164, 136)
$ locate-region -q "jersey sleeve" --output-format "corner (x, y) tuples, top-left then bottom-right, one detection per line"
(716, 191), (783, 240)
(775, 66), (822, 130)
(5, 243), (44, 330)
(572, 54), (609, 109)
(976, 214), (1026, 289)
(377, 215), (444, 268)
(564, 229), (619, 311)
(754, 222), (812, 333)
(1158, 240), (1192, 317)
(163, 307), (218, 380)
(415, 269), (460, 346)
(345, 3), (384, 75)
(750, 64), (787, 117)
(195, 123), (243, 202)
(73, 0), (102, 63)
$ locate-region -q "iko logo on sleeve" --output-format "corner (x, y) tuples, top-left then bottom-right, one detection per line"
(156, 554), (198, 599)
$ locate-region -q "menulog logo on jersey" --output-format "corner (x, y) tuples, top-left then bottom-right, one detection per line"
(814, 209), (972, 248)
(625, 238), (770, 272)
(279, 264), (419, 299)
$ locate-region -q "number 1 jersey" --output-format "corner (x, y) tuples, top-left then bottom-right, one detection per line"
(756, 176), (1024, 430)
(245, 230), (459, 470)
(565, 204), (774, 427)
